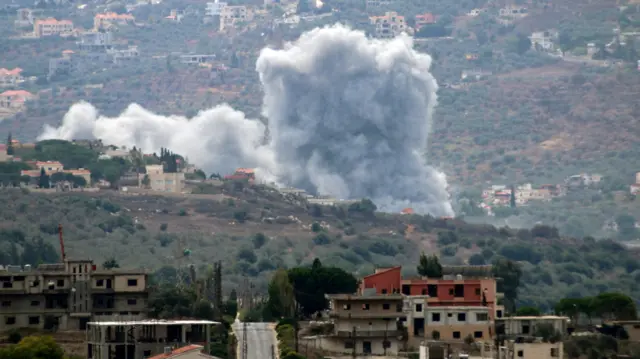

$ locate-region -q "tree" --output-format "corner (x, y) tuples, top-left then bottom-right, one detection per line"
(141, 174), (150, 188)
(38, 168), (49, 188)
(296, 0), (310, 13)
(266, 269), (295, 319)
(6, 133), (14, 155)
(510, 185), (516, 208)
(492, 257), (521, 313)
(615, 214), (637, 240)
(287, 259), (357, 317)
(516, 306), (541, 316)
(9, 335), (64, 359)
(417, 252), (443, 278)
(593, 292), (637, 321)
(103, 258), (120, 269)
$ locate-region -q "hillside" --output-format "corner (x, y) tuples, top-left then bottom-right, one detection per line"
(0, 188), (638, 310)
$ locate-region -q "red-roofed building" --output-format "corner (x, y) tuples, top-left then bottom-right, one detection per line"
(0, 68), (23, 87)
(415, 13), (436, 30)
(34, 18), (74, 37)
(148, 344), (219, 359)
(401, 207), (414, 215)
(0, 90), (35, 109)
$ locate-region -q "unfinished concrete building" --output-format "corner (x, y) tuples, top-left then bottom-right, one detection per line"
(0, 259), (149, 332)
(86, 319), (218, 359)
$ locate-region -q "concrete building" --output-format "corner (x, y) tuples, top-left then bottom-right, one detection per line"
(34, 18), (74, 37)
(94, 12), (135, 31)
(529, 30), (558, 51)
(0, 68), (24, 87)
(365, 0), (392, 10)
(205, 0), (227, 16)
(77, 31), (114, 51)
(414, 13), (436, 30)
(107, 46), (140, 64)
(369, 12), (406, 38)
(0, 259), (150, 332)
(219, 5), (251, 31)
(322, 293), (404, 356)
(508, 340), (563, 359)
(141, 165), (185, 193)
(86, 320), (218, 359)
(0, 90), (34, 109)
(180, 54), (217, 65)
(496, 316), (568, 337)
(15, 8), (35, 28)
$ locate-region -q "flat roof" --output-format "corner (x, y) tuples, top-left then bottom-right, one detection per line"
(327, 294), (404, 300)
(498, 316), (568, 320)
(88, 320), (219, 326)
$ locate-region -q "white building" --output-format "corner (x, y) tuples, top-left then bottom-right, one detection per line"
(530, 30), (558, 51)
(219, 5), (251, 31)
(205, 0), (227, 16)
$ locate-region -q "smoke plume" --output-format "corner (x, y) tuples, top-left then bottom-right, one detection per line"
(39, 24), (453, 216)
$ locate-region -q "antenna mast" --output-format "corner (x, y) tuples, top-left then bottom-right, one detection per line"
(58, 224), (66, 261)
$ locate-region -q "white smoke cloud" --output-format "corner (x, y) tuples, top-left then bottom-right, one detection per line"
(39, 24), (454, 217)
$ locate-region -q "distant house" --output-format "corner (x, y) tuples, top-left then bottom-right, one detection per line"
(0, 68), (24, 87)
(94, 12), (134, 30)
(529, 30), (558, 51)
(206, 0), (227, 16)
(414, 13), (436, 30)
(369, 11), (406, 38)
(0, 90), (34, 109)
(140, 165), (185, 193)
(219, 5), (251, 31)
(33, 18), (74, 37)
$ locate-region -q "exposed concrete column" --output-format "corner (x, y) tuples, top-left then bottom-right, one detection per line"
(204, 324), (211, 354)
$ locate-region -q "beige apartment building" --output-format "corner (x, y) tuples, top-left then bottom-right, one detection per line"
(34, 18), (74, 37)
(496, 316), (568, 337)
(369, 12), (406, 38)
(0, 259), (149, 332)
(140, 165), (185, 193)
(219, 5), (252, 31)
(404, 295), (493, 345)
(320, 293), (404, 356)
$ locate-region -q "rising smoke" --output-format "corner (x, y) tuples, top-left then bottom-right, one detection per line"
(39, 24), (454, 216)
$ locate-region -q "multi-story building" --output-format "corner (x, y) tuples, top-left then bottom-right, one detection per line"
(506, 339), (563, 359)
(219, 5), (251, 31)
(322, 293), (405, 356)
(34, 18), (74, 37)
(369, 12), (406, 38)
(0, 68), (24, 87)
(414, 13), (436, 31)
(86, 320), (219, 359)
(94, 12), (135, 31)
(107, 46), (140, 64)
(140, 165), (185, 193)
(360, 266), (503, 345)
(77, 31), (113, 52)
(0, 90), (34, 109)
(205, 0), (227, 16)
(0, 259), (150, 332)
(15, 8), (35, 28)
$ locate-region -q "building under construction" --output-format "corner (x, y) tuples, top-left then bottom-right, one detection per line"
(0, 225), (150, 331)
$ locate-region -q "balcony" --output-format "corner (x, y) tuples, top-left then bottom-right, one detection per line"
(329, 312), (404, 319)
(332, 330), (402, 338)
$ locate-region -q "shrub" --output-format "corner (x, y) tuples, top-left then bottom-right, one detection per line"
(313, 233), (331, 245)
(311, 222), (322, 232)
(178, 209), (187, 216)
(253, 233), (267, 249)
(160, 223), (168, 231)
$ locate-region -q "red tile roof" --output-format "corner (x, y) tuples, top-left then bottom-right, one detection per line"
(0, 68), (23, 76)
(0, 90), (34, 98)
(147, 345), (203, 359)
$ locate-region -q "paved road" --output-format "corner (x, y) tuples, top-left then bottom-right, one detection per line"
(232, 321), (277, 359)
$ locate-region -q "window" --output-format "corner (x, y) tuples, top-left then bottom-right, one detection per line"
(415, 304), (423, 312)
(382, 303), (390, 310)
(343, 304), (351, 310)
(427, 284), (437, 297)
(381, 289), (388, 294)
(402, 285), (410, 295)
(5, 317), (16, 325)
(1, 301), (10, 307)
(57, 279), (64, 287)
(453, 331), (460, 339)
(431, 313), (441, 322)
(517, 350), (524, 357)
(13, 276), (24, 281)
(31, 301), (40, 306)
(457, 313), (466, 322)
(497, 310), (503, 318)
(476, 313), (489, 321)
(127, 299), (137, 305)
(143, 350), (151, 357)
(96, 279), (104, 287)
(29, 316), (40, 325)
(362, 303), (370, 310)
(127, 279), (138, 286)
(421, 288), (427, 295)
(522, 325), (530, 334)
(448, 288), (454, 295)
(474, 331), (483, 338)
(454, 284), (464, 297)
(344, 341), (354, 349)
(475, 288), (481, 295)
(3, 282), (12, 288)
(550, 348), (559, 357)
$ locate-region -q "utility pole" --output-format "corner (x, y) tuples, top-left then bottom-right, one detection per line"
(351, 326), (356, 359)
(242, 322), (248, 359)
(271, 344), (275, 359)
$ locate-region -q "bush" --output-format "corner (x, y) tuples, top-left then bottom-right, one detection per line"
(311, 222), (322, 232)
(178, 209), (187, 216)
(160, 223), (168, 231)
(234, 211), (248, 223)
(253, 233), (267, 249)
(237, 248), (257, 263)
(468, 253), (486, 265)
(313, 233), (331, 245)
